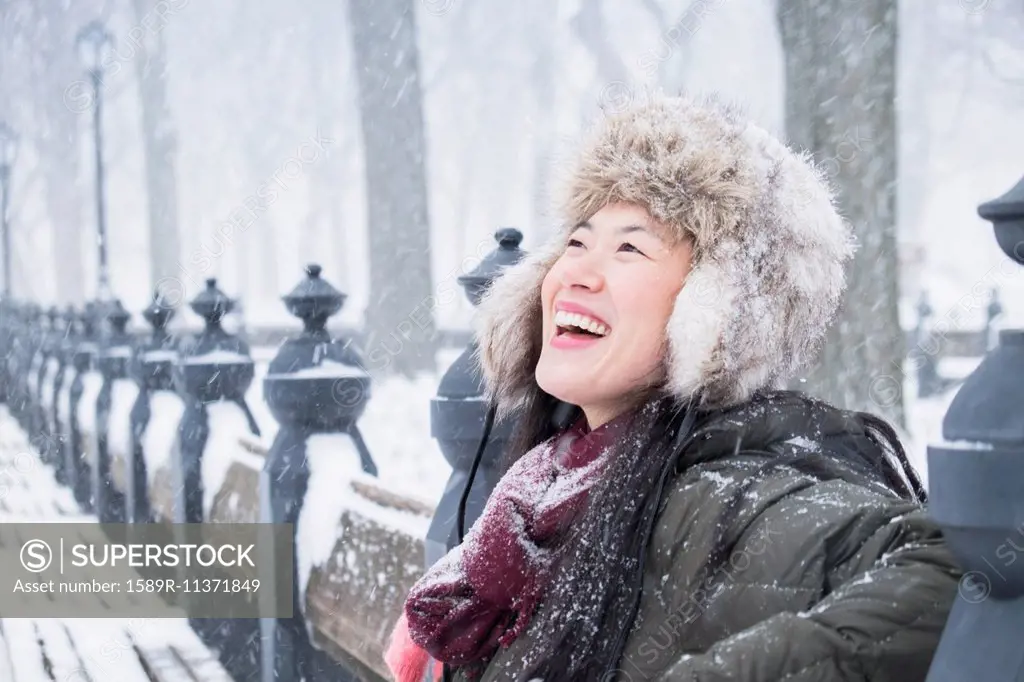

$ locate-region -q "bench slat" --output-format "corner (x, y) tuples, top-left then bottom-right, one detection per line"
(1, 619), (51, 682)
(305, 506), (426, 680)
(134, 621), (233, 682)
(134, 646), (197, 682)
(33, 619), (85, 682)
(61, 618), (154, 681)
(0, 620), (13, 681)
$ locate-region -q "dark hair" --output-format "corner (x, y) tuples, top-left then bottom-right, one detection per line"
(466, 388), (925, 682)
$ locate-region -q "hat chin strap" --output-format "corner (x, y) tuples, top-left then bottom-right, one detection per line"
(456, 401), (498, 545)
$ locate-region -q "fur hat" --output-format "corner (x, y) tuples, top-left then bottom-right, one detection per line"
(473, 92), (855, 421)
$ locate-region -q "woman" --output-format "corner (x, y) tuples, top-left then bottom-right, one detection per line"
(386, 93), (961, 681)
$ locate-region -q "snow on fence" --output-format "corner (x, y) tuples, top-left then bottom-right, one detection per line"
(26, 353), (42, 399)
(39, 358), (59, 415)
(76, 370), (104, 473)
(56, 369), (76, 438)
(204, 434), (435, 680)
(144, 391), (187, 523)
(107, 378), (139, 495)
(202, 400), (258, 518)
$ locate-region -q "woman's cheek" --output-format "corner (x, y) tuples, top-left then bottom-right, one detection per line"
(628, 336), (666, 387)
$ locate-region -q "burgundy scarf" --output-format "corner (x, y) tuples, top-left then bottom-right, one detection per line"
(392, 412), (630, 678)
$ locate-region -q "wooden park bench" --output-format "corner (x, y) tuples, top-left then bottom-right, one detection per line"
(0, 616), (233, 682)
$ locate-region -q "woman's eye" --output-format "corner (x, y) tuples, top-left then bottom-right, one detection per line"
(567, 238), (585, 248)
(619, 242), (645, 255)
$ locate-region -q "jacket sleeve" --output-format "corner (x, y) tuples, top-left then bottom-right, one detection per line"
(651, 500), (962, 682)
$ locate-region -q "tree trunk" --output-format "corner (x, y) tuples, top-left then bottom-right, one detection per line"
(637, 0), (699, 91)
(346, 0), (436, 377)
(240, 142), (281, 306)
(131, 0), (183, 297)
(777, 0), (905, 427)
(897, 2), (934, 251)
(570, 0), (631, 87)
(529, 0), (557, 230)
(305, 0), (351, 292)
(31, 7), (88, 304)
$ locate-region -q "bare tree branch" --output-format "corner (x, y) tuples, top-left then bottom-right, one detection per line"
(637, 0), (668, 29)
(570, 0), (630, 84)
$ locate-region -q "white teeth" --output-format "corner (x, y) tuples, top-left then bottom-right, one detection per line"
(554, 309), (609, 336)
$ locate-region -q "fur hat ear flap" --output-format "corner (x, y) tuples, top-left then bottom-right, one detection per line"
(664, 262), (734, 406)
(472, 234), (564, 422)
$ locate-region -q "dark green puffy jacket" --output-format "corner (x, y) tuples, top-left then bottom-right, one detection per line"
(468, 392), (962, 681)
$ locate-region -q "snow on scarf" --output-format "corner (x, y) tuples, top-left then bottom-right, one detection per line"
(388, 412), (629, 681)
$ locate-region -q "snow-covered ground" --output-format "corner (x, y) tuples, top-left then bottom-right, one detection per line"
(0, 407), (230, 682)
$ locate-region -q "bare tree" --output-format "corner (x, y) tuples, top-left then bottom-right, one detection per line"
(222, 0), (296, 306)
(974, 2), (1024, 96)
(897, 1), (936, 251)
(346, 0), (435, 376)
(570, 0), (631, 123)
(570, 0), (630, 86)
(28, 4), (90, 304)
(636, 0), (699, 91)
(303, 0), (356, 292)
(777, 0), (904, 427)
(897, 2), (1018, 248)
(528, 0), (558, 230)
(130, 0), (182, 295)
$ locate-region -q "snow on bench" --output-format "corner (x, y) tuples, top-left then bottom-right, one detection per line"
(303, 479), (432, 681)
(0, 617), (233, 682)
(206, 433), (435, 680)
(207, 436), (263, 525)
(132, 621), (235, 682)
(0, 419), (80, 519)
(144, 396), (259, 525)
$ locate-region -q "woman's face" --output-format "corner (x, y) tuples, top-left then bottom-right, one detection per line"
(536, 202), (694, 428)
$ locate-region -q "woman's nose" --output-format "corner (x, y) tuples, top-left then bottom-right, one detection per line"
(559, 252), (605, 291)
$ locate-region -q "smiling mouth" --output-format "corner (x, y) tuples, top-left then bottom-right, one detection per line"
(553, 310), (611, 339)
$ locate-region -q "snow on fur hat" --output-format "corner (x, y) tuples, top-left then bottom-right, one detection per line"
(473, 92), (855, 420)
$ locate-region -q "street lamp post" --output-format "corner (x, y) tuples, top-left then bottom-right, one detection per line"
(0, 121), (17, 298)
(76, 20), (113, 302)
